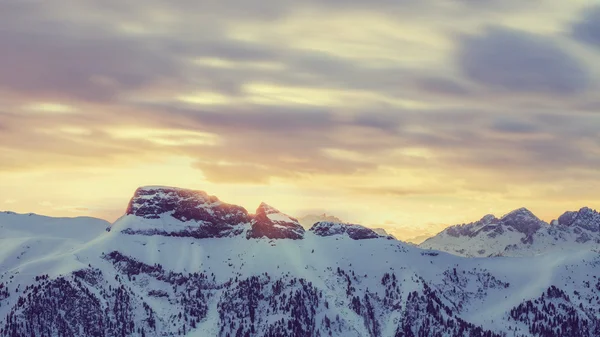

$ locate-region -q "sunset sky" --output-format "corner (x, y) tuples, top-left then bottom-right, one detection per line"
(1, 1), (600, 241)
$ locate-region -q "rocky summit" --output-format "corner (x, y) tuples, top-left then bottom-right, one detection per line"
(310, 221), (382, 240)
(247, 202), (305, 239)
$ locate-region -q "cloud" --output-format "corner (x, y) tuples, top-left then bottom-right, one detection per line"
(458, 27), (590, 95)
(0, 0), (599, 228)
(414, 77), (472, 97)
(352, 112), (404, 132)
(572, 6), (600, 48)
(349, 187), (453, 197)
(170, 106), (337, 133)
(0, 27), (182, 101)
(489, 117), (540, 134)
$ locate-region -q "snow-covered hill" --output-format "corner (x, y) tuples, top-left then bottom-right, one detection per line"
(0, 211), (109, 273)
(1, 187), (600, 337)
(420, 207), (600, 257)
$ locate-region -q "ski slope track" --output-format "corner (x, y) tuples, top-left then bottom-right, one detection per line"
(1, 186), (599, 337)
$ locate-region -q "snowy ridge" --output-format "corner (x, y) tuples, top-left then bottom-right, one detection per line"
(420, 207), (600, 257)
(1, 187), (600, 337)
(310, 221), (383, 240)
(0, 212), (109, 273)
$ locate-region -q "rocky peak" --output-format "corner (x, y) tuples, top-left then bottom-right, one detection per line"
(445, 214), (499, 238)
(127, 186), (216, 219)
(499, 208), (546, 235)
(480, 214), (498, 224)
(257, 202), (282, 216)
(121, 186), (251, 238)
(309, 221), (381, 240)
(247, 203), (305, 240)
(442, 208), (544, 240)
(372, 228), (395, 239)
(557, 207), (600, 232)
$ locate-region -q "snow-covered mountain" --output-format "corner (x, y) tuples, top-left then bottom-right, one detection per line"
(420, 207), (600, 257)
(1, 186), (600, 337)
(0, 211), (109, 273)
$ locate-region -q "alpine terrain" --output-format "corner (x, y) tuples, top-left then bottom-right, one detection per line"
(0, 186), (599, 337)
(420, 207), (600, 257)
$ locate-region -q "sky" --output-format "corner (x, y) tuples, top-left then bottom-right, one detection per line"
(1, 0), (600, 242)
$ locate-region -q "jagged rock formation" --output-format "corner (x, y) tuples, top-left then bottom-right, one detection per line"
(121, 186), (251, 238)
(420, 207), (600, 257)
(247, 203), (305, 240)
(310, 221), (381, 240)
(556, 207), (600, 233)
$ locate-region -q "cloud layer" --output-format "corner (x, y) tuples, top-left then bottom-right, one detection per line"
(1, 1), (599, 236)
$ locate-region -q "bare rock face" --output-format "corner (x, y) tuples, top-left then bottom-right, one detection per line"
(122, 186), (251, 238)
(557, 207), (600, 232)
(500, 208), (545, 236)
(247, 203), (305, 240)
(446, 214), (501, 238)
(310, 221), (381, 240)
(442, 208), (546, 242)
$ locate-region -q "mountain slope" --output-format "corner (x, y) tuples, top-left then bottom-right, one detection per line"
(1, 187), (600, 337)
(0, 211), (109, 273)
(420, 207), (600, 257)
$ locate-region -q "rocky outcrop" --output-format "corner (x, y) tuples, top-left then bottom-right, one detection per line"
(247, 203), (305, 240)
(310, 221), (381, 240)
(121, 186), (251, 238)
(557, 207), (600, 232)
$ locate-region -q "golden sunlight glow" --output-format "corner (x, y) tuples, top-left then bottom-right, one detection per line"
(35, 126), (94, 137)
(23, 102), (77, 114)
(192, 58), (286, 71)
(244, 83), (344, 106)
(176, 92), (232, 105)
(243, 82), (432, 109)
(321, 148), (370, 163)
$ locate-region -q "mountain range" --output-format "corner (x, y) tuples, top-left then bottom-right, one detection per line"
(1, 185), (599, 337)
(420, 207), (600, 257)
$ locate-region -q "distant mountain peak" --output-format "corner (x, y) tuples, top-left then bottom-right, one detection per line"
(256, 202), (282, 215)
(248, 203), (304, 240)
(421, 205), (600, 257)
(557, 207), (600, 232)
(480, 214), (498, 224)
(499, 207), (546, 236)
(500, 207), (537, 220)
(309, 221), (381, 240)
